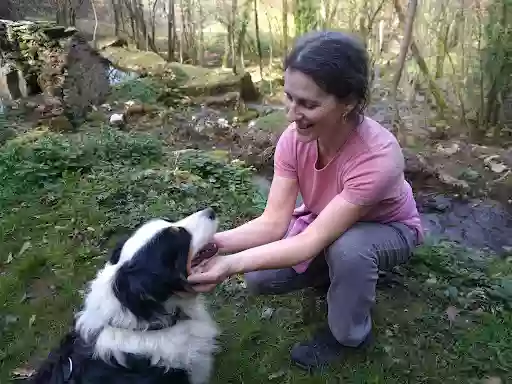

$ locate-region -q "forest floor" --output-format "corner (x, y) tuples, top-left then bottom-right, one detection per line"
(1, 46), (512, 384)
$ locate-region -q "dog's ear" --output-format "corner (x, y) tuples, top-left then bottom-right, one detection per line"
(108, 236), (129, 265)
(112, 227), (192, 320)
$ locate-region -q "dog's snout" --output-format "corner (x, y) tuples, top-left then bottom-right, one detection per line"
(204, 207), (216, 221)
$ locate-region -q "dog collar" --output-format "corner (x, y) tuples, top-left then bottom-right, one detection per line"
(145, 308), (190, 331)
(107, 307), (190, 332)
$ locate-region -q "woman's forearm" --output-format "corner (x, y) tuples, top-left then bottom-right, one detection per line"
(228, 232), (320, 273)
(214, 215), (288, 254)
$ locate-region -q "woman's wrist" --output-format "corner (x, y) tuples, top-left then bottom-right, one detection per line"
(224, 252), (245, 276)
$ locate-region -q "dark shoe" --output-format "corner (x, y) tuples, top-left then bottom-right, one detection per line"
(290, 327), (372, 371)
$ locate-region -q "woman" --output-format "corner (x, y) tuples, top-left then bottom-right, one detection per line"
(188, 30), (423, 370)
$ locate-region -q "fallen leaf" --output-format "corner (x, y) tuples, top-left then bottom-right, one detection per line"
(19, 292), (33, 303)
(483, 155), (508, 173)
(436, 143), (460, 156)
(4, 315), (19, 325)
(482, 377), (502, 384)
(261, 307), (274, 320)
(29, 314), (36, 328)
(445, 306), (460, 323)
(11, 367), (36, 378)
(268, 370), (286, 380)
(17, 241), (31, 258)
(489, 162), (508, 173)
(6, 253), (13, 263)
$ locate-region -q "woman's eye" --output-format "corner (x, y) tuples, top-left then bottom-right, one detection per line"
(302, 102), (317, 110)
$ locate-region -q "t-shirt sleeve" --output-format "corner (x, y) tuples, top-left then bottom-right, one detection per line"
(273, 125), (297, 179)
(340, 140), (404, 206)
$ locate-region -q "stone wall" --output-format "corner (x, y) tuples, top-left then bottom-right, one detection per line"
(0, 19), (110, 122)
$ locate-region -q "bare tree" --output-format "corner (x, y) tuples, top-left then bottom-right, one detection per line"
(111, 0), (121, 36)
(282, 0), (288, 61)
(393, 0), (448, 112)
(254, 0), (263, 78)
(391, 0), (418, 96)
(53, 0), (84, 26)
(91, 0), (98, 47)
(168, 0), (176, 61)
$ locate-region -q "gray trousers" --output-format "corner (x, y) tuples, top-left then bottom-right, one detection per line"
(244, 222), (418, 347)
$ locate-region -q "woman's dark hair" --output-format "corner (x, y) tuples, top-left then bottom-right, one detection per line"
(285, 30), (369, 123)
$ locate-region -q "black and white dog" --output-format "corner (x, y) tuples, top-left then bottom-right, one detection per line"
(29, 208), (220, 384)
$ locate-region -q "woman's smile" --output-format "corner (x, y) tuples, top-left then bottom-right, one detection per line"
(295, 118), (316, 134)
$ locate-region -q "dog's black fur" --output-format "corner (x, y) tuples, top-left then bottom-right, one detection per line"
(112, 227), (192, 322)
(28, 331), (190, 384)
(28, 213), (217, 384)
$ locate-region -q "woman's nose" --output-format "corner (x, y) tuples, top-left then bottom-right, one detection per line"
(286, 102), (302, 123)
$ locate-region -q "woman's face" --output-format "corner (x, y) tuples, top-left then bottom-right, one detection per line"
(283, 68), (352, 143)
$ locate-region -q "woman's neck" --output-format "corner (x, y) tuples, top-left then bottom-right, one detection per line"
(317, 118), (358, 159)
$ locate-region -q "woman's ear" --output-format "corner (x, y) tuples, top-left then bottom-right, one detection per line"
(339, 101), (357, 121)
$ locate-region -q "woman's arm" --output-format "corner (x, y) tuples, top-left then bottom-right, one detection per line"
(214, 175), (299, 254)
(188, 195), (371, 290)
(224, 195), (370, 273)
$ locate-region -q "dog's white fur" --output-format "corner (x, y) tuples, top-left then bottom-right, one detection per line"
(75, 209), (219, 384)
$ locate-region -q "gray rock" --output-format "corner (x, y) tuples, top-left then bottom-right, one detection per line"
(0, 62), (27, 100)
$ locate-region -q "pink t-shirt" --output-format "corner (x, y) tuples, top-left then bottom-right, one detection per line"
(274, 117), (423, 273)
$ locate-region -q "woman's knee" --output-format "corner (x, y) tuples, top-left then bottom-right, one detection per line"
(244, 268), (301, 295)
(325, 225), (379, 277)
(325, 222), (413, 276)
(244, 271), (271, 294)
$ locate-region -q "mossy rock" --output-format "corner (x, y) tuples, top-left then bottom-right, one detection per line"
(101, 47), (235, 89)
(237, 109), (259, 123)
(100, 47), (259, 99)
(251, 110), (287, 132)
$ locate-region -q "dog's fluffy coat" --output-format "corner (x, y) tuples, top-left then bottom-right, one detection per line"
(30, 208), (220, 384)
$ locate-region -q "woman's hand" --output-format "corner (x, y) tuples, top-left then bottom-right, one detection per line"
(188, 255), (236, 293)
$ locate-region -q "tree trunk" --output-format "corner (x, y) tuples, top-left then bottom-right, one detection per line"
(235, 1), (250, 74)
(393, 0), (449, 112)
(167, 0), (176, 61)
(254, 0), (263, 78)
(391, 0), (418, 96)
(185, 0), (196, 64)
(151, 0), (158, 46)
(282, 0), (288, 62)
(91, 0), (98, 48)
(197, 0), (205, 65)
(128, 0), (140, 48)
(136, 0), (148, 51)
(229, 0), (238, 73)
(112, 0), (121, 36)
(222, 32), (230, 68)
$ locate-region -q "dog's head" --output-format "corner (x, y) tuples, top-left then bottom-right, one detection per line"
(77, 208), (218, 335)
(109, 207), (218, 321)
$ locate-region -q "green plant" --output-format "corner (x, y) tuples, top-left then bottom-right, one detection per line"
(0, 128), (162, 206)
(108, 77), (166, 104)
(409, 242), (512, 312)
(1, 127), (511, 383)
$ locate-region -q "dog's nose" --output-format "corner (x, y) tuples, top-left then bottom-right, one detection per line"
(204, 207), (216, 220)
